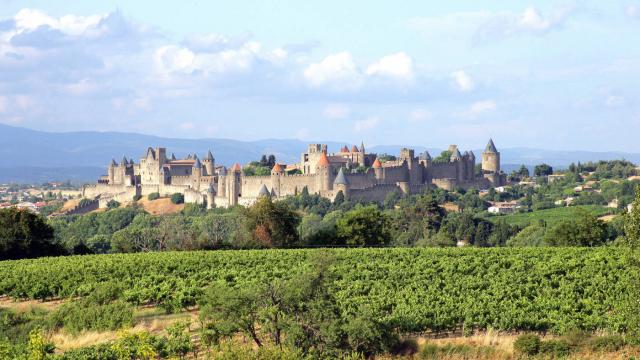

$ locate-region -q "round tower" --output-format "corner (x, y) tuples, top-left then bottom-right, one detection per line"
(270, 163), (284, 197)
(108, 159), (116, 184)
(315, 151), (332, 192)
(333, 167), (350, 198)
(203, 150), (215, 176)
(228, 163), (242, 206)
(372, 158), (383, 181)
(206, 184), (215, 209)
(193, 158), (202, 190)
(481, 139), (500, 174)
(217, 167), (227, 198)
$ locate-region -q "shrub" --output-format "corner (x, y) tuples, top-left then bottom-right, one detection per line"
(147, 192), (160, 201)
(132, 194), (142, 201)
(589, 335), (625, 352)
(106, 200), (120, 209)
(513, 334), (541, 356)
(540, 339), (570, 357)
(48, 299), (133, 334)
(171, 193), (184, 205)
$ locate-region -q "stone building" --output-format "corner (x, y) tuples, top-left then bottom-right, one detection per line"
(83, 140), (505, 209)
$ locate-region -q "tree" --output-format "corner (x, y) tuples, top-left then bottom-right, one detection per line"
(333, 190), (345, 205)
(624, 186), (640, 248)
(243, 197), (301, 247)
(106, 200), (120, 209)
(0, 208), (60, 260)
(518, 164), (530, 179)
(544, 210), (607, 246)
(336, 206), (391, 246)
(170, 193), (184, 204)
(534, 163), (553, 177)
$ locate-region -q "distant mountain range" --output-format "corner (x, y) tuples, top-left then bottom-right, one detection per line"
(1, 124), (638, 183)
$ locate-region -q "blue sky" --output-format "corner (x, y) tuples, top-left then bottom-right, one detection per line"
(0, 1), (638, 151)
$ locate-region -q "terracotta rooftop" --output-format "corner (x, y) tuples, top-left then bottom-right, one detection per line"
(372, 158), (382, 168)
(231, 163), (242, 172)
(271, 163), (284, 173)
(317, 152), (330, 167)
(351, 145), (359, 152)
(341, 145), (349, 153)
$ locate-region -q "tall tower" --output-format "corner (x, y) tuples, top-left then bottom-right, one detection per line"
(270, 163), (284, 197)
(315, 151), (332, 192)
(228, 163), (242, 206)
(108, 159), (116, 184)
(334, 167), (350, 199)
(203, 150), (215, 176)
(481, 139), (500, 174)
(372, 158), (383, 181)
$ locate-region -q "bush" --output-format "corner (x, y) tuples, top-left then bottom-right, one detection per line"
(513, 334), (541, 355)
(540, 339), (570, 357)
(171, 193), (184, 205)
(589, 335), (625, 352)
(106, 200), (120, 209)
(132, 194), (142, 201)
(48, 294), (133, 334)
(147, 192), (160, 201)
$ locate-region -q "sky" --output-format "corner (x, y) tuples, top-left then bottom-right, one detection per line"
(0, 1), (639, 151)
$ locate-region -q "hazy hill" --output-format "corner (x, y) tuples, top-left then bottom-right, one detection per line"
(1, 124), (638, 183)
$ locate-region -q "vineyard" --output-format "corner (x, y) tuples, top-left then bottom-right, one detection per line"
(0, 248), (635, 334)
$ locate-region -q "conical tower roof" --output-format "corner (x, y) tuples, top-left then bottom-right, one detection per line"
(129, 158), (135, 165)
(231, 163), (242, 172)
(171, 153), (176, 160)
(258, 184), (271, 197)
(372, 158), (382, 168)
(423, 151), (432, 160)
(121, 156), (128, 166)
(317, 152), (330, 167)
(219, 166), (227, 176)
(205, 150), (214, 160)
(351, 145), (359, 153)
(468, 150), (475, 159)
(110, 159), (117, 167)
(193, 158), (202, 168)
(485, 138), (497, 153)
(450, 148), (462, 161)
(341, 145), (349, 153)
(334, 168), (349, 185)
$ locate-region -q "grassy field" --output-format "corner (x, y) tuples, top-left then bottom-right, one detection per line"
(482, 205), (616, 227)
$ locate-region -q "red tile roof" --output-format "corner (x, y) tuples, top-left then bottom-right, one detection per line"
(317, 152), (330, 167)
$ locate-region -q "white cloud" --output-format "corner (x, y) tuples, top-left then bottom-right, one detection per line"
(0, 96), (7, 113)
(303, 52), (361, 89)
(475, 5), (576, 42)
(13, 8), (107, 36)
(464, 100), (496, 118)
(365, 52), (413, 81)
(451, 70), (475, 92)
(323, 104), (350, 119)
(627, 4), (640, 19)
(605, 95), (625, 107)
(409, 109), (432, 123)
(15, 95), (32, 110)
(353, 116), (379, 132)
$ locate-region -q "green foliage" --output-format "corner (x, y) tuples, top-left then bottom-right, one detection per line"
(506, 223), (547, 247)
(132, 194), (142, 201)
(0, 208), (59, 260)
(336, 206), (391, 246)
(513, 334), (541, 355)
(624, 187), (640, 248)
(588, 335), (625, 352)
(243, 197), (301, 247)
(539, 339), (570, 357)
(484, 205), (612, 228)
(0, 248), (634, 334)
(147, 192), (160, 201)
(433, 150), (452, 163)
(106, 200), (120, 209)
(170, 193), (184, 204)
(534, 163), (553, 176)
(543, 210), (608, 246)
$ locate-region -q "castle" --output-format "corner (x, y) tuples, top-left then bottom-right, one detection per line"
(83, 139), (505, 209)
